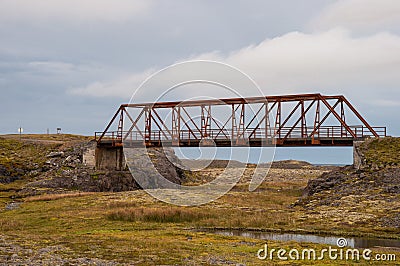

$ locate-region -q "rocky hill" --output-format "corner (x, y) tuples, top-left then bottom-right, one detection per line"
(0, 135), (186, 199)
(299, 137), (400, 228)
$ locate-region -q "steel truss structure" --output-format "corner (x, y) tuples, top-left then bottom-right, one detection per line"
(95, 93), (386, 147)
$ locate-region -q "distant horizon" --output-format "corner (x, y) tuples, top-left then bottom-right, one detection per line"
(0, 132), (372, 165)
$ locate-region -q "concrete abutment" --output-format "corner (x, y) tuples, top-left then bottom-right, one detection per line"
(95, 146), (125, 171)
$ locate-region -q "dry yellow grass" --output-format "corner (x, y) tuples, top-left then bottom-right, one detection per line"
(107, 206), (214, 223)
(1, 135), (399, 265)
(24, 192), (97, 202)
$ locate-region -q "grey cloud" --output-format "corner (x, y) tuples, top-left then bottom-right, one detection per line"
(0, 0), (397, 143)
(0, 0), (153, 23)
(309, 0), (400, 34)
(71, 29), (400, 109)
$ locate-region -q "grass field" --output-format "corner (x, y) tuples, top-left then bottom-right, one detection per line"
(0, 135), (399, 265)
(1, 172), (399, 265)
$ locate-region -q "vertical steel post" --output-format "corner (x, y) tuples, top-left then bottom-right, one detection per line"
(200, 105), (211, 138)
(172, 107), (181, 145)
(301, 100), (307, 138)
(144, 107), (152, 144)
(314, 100), (320, 138)
(117, 108), (124, 141)
(231, 104), (236, 142)
(275, 101), (281, 139)
(341, 100), (345, 137)
(265, 103), (270, 140)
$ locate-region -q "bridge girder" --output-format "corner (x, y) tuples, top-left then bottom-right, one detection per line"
(95, 93), (386, 147)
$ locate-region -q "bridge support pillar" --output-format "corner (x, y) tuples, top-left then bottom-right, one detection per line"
(95, 146), (125, 170)
(353, 140), (365, 169)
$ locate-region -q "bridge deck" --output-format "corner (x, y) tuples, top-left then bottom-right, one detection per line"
(95, 126), (386, 148)
(97, 137), (363, 148)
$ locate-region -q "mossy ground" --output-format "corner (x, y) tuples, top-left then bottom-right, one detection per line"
(364, 137), (400, 167)
(0, 135), (399, 265)
(0, 136), (57, 172)
(1, 189), (399, 265)
(0, 136), (62, 206)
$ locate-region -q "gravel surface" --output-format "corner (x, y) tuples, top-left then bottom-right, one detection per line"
(0, 235), (123, 266)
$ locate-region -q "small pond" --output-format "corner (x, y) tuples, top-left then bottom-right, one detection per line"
(205, 229), (400, 249)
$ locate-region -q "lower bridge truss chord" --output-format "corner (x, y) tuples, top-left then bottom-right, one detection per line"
(95, 93), (386, 148)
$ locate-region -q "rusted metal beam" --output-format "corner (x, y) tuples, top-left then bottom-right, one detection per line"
(123, 107), (145, 139)
(96, 106), (123, 143)
(152, 109), (173, 138)
(121, 93), (329, 108)
(97, 93), (386, 147)
(341, 97), (379, 137)
(319, 97), (356, 138)
(214, 104), (240, 138)
(180, 107), (200, 140)
(248, 101), (277, 139)
(309, 99), (342, 137)
(283, 100), (316, 140)
(275, 101), (302, 136)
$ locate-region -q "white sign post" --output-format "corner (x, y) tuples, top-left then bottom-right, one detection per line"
(18, 127), (23, 141)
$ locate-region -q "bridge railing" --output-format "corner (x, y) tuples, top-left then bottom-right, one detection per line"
(275, 126), (387, 139)
(95, 126), (386, 145)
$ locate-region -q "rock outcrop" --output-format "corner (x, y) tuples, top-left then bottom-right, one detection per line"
(299, 137), (400, 228)
(24, 142), (185, 193)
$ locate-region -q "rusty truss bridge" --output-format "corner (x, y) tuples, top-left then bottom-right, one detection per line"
(95, 93), (386, 147)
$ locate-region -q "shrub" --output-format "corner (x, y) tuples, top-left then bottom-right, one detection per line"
(107, 207), (212, 223)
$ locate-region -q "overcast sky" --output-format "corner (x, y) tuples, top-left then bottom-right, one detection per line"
(0, 0), (399, 164)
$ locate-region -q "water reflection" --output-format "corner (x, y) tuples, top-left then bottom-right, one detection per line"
(209, 230), (400, 249)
